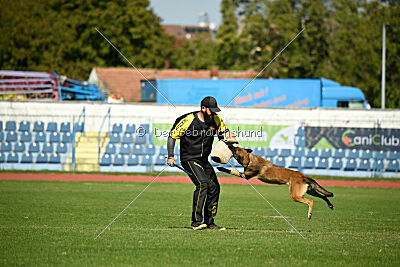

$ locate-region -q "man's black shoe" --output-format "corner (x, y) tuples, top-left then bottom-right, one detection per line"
(191, 223), (207, 230)
(207, 223), (226, 230)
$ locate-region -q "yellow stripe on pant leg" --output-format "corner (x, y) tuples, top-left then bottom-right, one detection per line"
(188, 162), (201, 222)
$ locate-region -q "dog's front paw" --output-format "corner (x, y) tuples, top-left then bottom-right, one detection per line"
(217, 167), (229, 173)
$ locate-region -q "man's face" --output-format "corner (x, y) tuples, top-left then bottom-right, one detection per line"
(201, 106), (214, 117)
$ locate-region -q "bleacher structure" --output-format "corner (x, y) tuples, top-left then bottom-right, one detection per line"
(0, 119), (399, 177)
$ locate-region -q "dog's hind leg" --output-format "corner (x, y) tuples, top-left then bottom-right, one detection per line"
(289, 181), (313, 220)
(307, 188), (334, 210)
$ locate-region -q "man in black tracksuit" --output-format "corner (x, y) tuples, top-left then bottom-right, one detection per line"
(166, 96), (230, 230)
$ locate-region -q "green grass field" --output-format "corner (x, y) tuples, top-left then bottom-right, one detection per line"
(1, 180), (399, 266)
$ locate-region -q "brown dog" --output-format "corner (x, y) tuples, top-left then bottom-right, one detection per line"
(216, 143), (334, 220)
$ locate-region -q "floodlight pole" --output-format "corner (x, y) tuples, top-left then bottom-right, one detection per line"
(381, 23), (386, 109)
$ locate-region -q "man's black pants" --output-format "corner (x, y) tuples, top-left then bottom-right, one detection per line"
(181, 159), (220, 226)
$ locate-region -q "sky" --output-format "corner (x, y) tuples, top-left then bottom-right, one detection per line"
(150, 0), (222, 27)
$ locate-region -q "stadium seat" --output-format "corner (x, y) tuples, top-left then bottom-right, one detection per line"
(122, 133), (134, 144)
(360, 150), (373, 159)
(100, 154), (112, 166)
(36, 153), (48, 163)
(56, 143), (68, 154)
(155, 155), (166, 165)
(357, 159), (371, 171)
(0, 152), (4, 163)
(109, 133), (121, 144)
(7, 152), (19, 163)
(46, 122), (58, 132)
(49, 132), (60, 143)
(6, 131), (17, 142)
(386, 160), (399, 172)
(374, 150), (386, 160)
(344, 159), (357, 171)
(253, 147), (265, 157)
(20, 131), (32, 143)
(42, 143), (53, 153)
(119, 144), (131, 155)
(330, 158), (343, 170)
(49, 153), (61, 164)
(60, 122), (71, 133)
(371, 160), (384, 172)
(316, 158), (329, 169)
(14, 142), (26, 153)
(140, 155), (152, 166)
(74, 122), (84, 132)
(303, 157), (315, 169)
(133, 144), (146, 155)
(61, 132), (73, 143)
(279, 149), (291, 157)
(294, 136), (306, 147)
(319, 149), (332, 158)
(387, 151), (399, 160)
(35, 132), (46, 143)
(305, 148), (318, 157)
(266, 148), (278, 157)
(293, 147), (304, 158)
(288, 157), (301, 169)
(347, 149), (359, 159)
(146, 144), (155, 155)
(275, 157), (285, 167)
(333, 149), (345, 158)
(113, 154), (125, 166)
(127, 155), (139, 166)
(125, 124), (136, 134)
(0, 121), (2, 131)
(105, 143), (116, 154)
(0, 131), (3, 142)
(112, 123), (123, 134)
(33, 121), (45, 132)
(1, 142), (12, 152)
(20, 153), (33, 164)
(139, 124), (150, 134)
(29, 142), (40, 153)
(5, 121), (16, 132)
(134, 135), (146, 145)
(159, 146), (168, 157)
(18, 121), (30, 132)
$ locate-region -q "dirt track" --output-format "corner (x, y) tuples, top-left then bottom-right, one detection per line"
(1, 173), (400, 188)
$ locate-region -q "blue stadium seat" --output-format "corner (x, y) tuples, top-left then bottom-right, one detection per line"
(5, 121), (16, 132)
(28, 142), (40, 153)
(347, 149), (359, 159)
(113, 154), (125, 166)
(344, 159), (357, 171)
(305, 148), (318, 157)
(60, 122), (71, 133)
(109, 133), (121, 144)
(46, 122), (58, 132)
(360, 150), (373, 159)
(266, 148), (278, 157)
(125, 124), (136, 134)
(33, 121), (45, 132)
(42, 143), (53, 153)
(293, 147), (304, 158)
(288, 157), (301, 169)
(36, 153), (48, 163)
(139, 124), (150, 134)
(56, 143), (68, 154)
(18, 121), (30, 132)
(333, 149), (345, 158)
(122, 133), (134, 144)
(371, 160), (384, 172)
(74, 122), (84, 132)
(316, 158), (329, 169)
(20, 153), (33, 164)
(303, 157), (315, 169)
(14, 142), (26, 153)
(319, 149), (332, 158)
(105, 143), (116, 154)
(159, 146), (168, 157)
(386, 160), (399, 172)
(0, 121), (2, 131)
(146, 144), (155, 155)
(0, 132), (3, 142)
(0, 152), (4, 163)
(374, 150), (386, 160)
(49, 132), (60, 143)
(1, 142), (12, 152)
(7, 152), (19, 163)
(387, 151), (399, 160)
(6, 131), (17, 142)
(133, 144), (146, 155)
(357, 159), (371, 171)
(330, 159), (343, 170)
(100, 154), (112, 166)
(134, 135), (146, 145)
(20, 131), (32, 143)
(35, 132), (46, 143)
(119, 144), (131, 155)
(127, 155), (139, 166)
(279, 149), (291, 157)
(61, 132), (73, 143)
(49, 153), (61, 164)
(155, 155), (165, 165)
(275, 157), (285, 167)
(294, 136), (306, 147)
(112, 123), (123, 134)
(140, 155), (152, 166)
(252, 147), (265, 157)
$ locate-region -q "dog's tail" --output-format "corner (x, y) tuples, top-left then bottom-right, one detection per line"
(308, 178), (334, 197)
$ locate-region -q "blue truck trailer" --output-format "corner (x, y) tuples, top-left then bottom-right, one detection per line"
(148, 78), (367, 108)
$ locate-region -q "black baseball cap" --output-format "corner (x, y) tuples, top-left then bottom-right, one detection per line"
(201, 96), (221, 113)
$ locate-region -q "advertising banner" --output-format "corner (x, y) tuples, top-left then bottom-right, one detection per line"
(305, 127), (400, 151)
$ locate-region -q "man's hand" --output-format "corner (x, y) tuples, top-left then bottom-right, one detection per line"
(167, 157), (176, 166)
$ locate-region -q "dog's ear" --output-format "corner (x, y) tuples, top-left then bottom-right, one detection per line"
(245, 148), (253, 153)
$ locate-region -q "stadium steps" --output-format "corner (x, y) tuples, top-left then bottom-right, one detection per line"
(64, 132), (108, 172)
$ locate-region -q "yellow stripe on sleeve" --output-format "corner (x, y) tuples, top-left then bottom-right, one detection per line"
(170, 113), (195, 139)
(213, 114), (228, 134)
